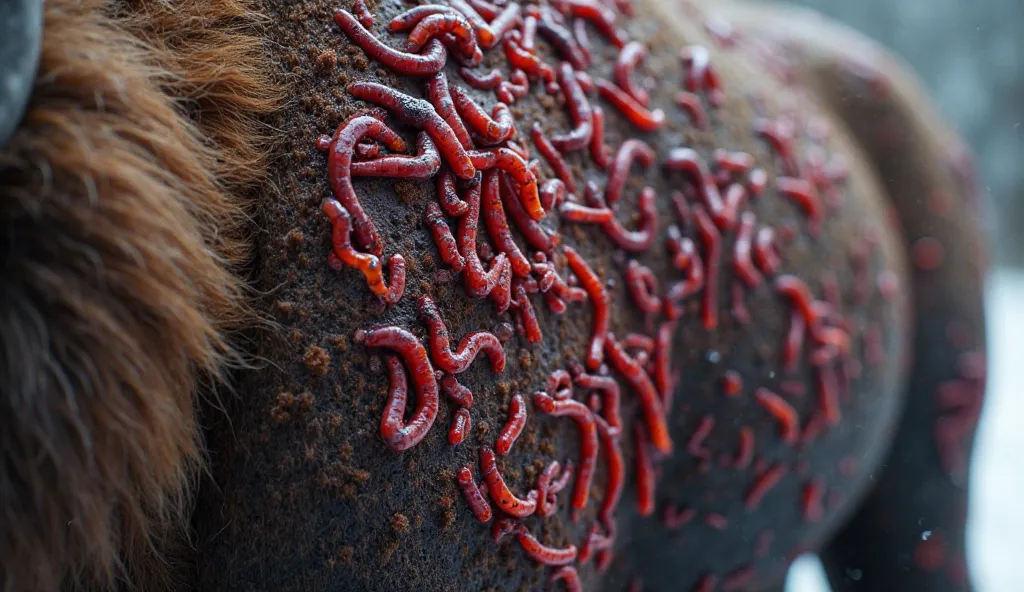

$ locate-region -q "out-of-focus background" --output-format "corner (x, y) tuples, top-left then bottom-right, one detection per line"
(762, 0), (1024, 590)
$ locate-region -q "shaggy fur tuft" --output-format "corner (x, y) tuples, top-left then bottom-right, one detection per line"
(0, 0), (278, 589)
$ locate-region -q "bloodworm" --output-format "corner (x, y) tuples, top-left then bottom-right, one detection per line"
(532, 392), (598, 511)
(604, 335), (673, 453)
(536, 461), (564, 517)
(626, 260), (661, 313)
(675, 91), (709, 129)
(497, 69), (530, 104)
(664, 147), (739, 230)
(404, 12), (483, 66)
(492, 517), (519, 543)
(351, 0), (374, 27)
(552, 62), (593, 152)
(424, 202), (466, 273)
(734, 427), (754, 469)
(778, 176), (824, 236)
(537, 10), (589, 69)
(351, 131), (441, 179)
(745, 463), (788, 509)
(687, 415), (714, 459)
(449, 407), (471, 445)
(560, 200), (613, 224)
(458, 180), (513, 302)
(803, 479), (824, 522)
(694, 205), (721, 330)
(556, 0), (627, 47)
(550, 566), (582, 592)
(589, 106), (612, 169)
(754, 388), (800, 444)
(653, 321), (675, 408)
(733, 211), (762, 287)
(448, 0), (519, 49)
(460, 67), (503, 89)
(500, 172), (553, 250)
(754, 226), (782, 275)
(588, 186), (658, 252)
(481, 170), (532, 277)
(614, 41), (649, 106)
(531, 122), (578, 194)
(595, 415), (624, 525)
(322, 199), (406, 305)
(441, 373), (474, 407)
(563, 246), (609, 370)
(782, 310), (805, 372)
(723, 369), (743, 397)
(347, 82), (476, 179)
(419, 295), (506, 374)
(504, 33), (556, 84)
(518, 527), (579, 566)
(512, 282), (543, 343)
(495, 393), (528, 455)
(468, 147), (543, 220)
(436, 167), (469, 216)
(663, 233), (704, 320)
(622, 333), (655, 354)
(457, 466), (493, 522)
(356, 331), (438, 452)
(634, 422), (656, 516)
(540, 178), (565, 212)
(480, 446), (539, 517)
(334, 10), (447, 76)
(323, 115), (406, 256)
(426, 72), (474, 149)
(388, 5), (458, 31)
(606, 139), (655, 205)
(754, 117), (801, 177)
(680, 45), (724, 106)
(817, 365), (842, 426)
(522, 13), (538, 50)
(596, 78), (666, 132)
(449, 86), (515, 145)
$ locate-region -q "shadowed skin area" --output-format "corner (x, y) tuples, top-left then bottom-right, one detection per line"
(191, 1), (986, 591)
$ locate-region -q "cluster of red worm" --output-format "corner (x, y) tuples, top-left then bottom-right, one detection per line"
(316, 0), (918, 588)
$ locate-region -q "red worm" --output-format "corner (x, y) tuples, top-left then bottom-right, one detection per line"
(564, 246), (609, 370)
(605, 335), (673, 453)
(715, 148), (755, 174)
(518, 528), (578, 566)
(496, 393), (528, 455)
(355, 330), (438, 452)
(449, 407), (472, 445)
(653, 321), (675, 408)
(687, 415), (714, 459)
(589, 186), (658, 252)
(671, 191), (692, 228)
(323, 199), (406, 305)
(480, 446), (539, 517)
(745, 463), (787, 509)
(468, 147), (543, 220)
(754, 388), (800, 444)
(556, 0), (627, 47)
(404, 12), (483, 65)
(441, 373), (474, 408)
(460, 67), (503, 89)
(570, 366), (623, 434)
(457, 466), (493, 522)
(734, 427), (754, 469)
(626, 260), (662, 313)
(531, 122), (578, 194)
(550, 566), (582, 592)
(436, 167), (469, 216)
(500, 172), (552, 251)
(536, 461), (565, 517)
(560, 200), (613, 224)
(424, 202), (465, 272)
(722, 566), (757, 591)
(540, 178), (565, 212)
(589, 106), (612, 169)
(419, 295), (506, 374)
(449, 86), (515, 145)
(450, 0), (520, 49)
(615, 41), (649, 106)
(426, 72), (474, 150)
(351, 131), (441, 180)
(512, 282), (543, 343)
(481, 170), (532, 277)
(675, 91), (709, 129)
(351, 0), (374, 27)
(680, 45), (725, 106)
(754, 226), (781, 275)
(782, 310), (805, 372)
(723, 369), (742, 397)
(552, 62), (593, 152)
(634, 421), (656, 516)
(491, 517), (518, 543)
(497, 69), (530, 104)
(334, 9), (447, 76)
(537, 11), (589, 69)
(388, 5), (456, 31)
(664, 228), (704, 319)
(534, 258), (588, 303)
(532, 392), (598, 510)
(594, 415), (624, 525)
(778, 176), (824, 236)
(323, 115), (406, 256)
(348, 82), (476, 179)
(504, 33), (556, 83)
(694, 205), (721, 330)
(755, 117), (801, 177)
(622, 333), (655, 354)
(733, 211), (762, 287)
(816, 365), (842, 426)
(457, 180), (513, 301)
(664, 147), (740, 230)
(606, 139), (655, 205)
(596, 78), (666, 131)
(522, 13), (538, 50)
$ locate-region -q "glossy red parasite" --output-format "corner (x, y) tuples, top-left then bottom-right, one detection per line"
(457, 180), (513, 303)
(449, 85), (515, 145)
(491, 517), (519, 543)
(560, 200), (614, 224)
(480, 446), (539, 518)
(536, 460), (568, 517)
(404, 12), (483, 66)
(754, 387), (800, 445)
(664, 147), (743, 230)
(495, 393), (527, 455)
(596, 78), (666, 132)
(449, 407), (471, 445)
(334, 9), (448, 76)
(723, 369), (742, 397)
(532, 391), (598, 511)
(587, 184), (658, 252)
(531, 122), (578, 194)
(552, 62), (594, 152)
(518, 528), (579, 566)
(606, 139), (655, 205)
(356, 331), (439, 452)
(503, 33), (556, 84)
(426, 72), (474, 150)
(634, 422), (656, 516)
(419, 295), (506, 374)
(481, 170), (532, 277)
(350, 131), (441, 179)
(424, 202), (466, 273)
(664, 229), (705, 319)
(457, 466), (493, 522)
(468, 147), (543, 220)
(323, 199), (406, 305)
(569, 364), (623, 434)
(626, 260), (662, 313)
(452, 0), (520, 49)
(615, 41), (650, 106)
(459, 67), (503, 89)
(500, 172), (553, 251)
(564, 246), (609, 370)
(441, 373), (474, 408)
(497, 69), (530, 104)
(435, 168), (469, 216)
(605, 335), (673, 453)
(589, 106), (612, 168)
(537, 11), (589, 70)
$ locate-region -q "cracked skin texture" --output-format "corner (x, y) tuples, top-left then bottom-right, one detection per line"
(192, 0), (986, 591)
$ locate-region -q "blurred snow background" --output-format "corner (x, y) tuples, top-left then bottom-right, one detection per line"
(786, 270), (1024, 591)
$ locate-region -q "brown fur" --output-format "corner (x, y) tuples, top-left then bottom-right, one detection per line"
(0, 0), (277, 589)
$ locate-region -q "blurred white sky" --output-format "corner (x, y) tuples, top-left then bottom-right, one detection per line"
(787, 268), (1024, 592)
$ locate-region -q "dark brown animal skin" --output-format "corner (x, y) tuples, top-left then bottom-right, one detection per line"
(0, 0), (986, 591)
